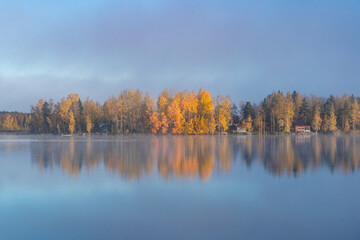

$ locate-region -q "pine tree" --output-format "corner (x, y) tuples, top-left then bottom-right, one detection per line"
(242, 102), (255, 120)
(42, 101), (51, 133)
(292, 91), (302, 124)
(231, 104), (240, 124)
(78, 99), (86, 133)
(298, 97), (311, 125)
(339, 100), (351, 132)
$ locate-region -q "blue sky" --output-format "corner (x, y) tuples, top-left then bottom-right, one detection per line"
(1, 0), (360, 111)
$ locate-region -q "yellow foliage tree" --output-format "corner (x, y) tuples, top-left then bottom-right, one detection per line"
(158, 89), (170, 114)
(181, 91), (198, 134)
(187, 119), (195, 134)
(59, 98), (72, 133)
(86, 115), (92, 134)
(284, 92), (294, 133)
(2, 114), (19, 130)
(69, 111), (75, 134)
(181, 91), (198, 120)
(328, 105), (337, 132)
(241, 115), (253, 132)
(350, 100), (359, 130)
(215, 96), (232, 133)
(150, 112), (160, 134)
(321, 115), (329, 132)
(167, 99), (185, 134)
(311, 106), (322, 133)
(160, 112), (169, 134)
(197, 89), (215, 134)
(244, 116), (253, 132)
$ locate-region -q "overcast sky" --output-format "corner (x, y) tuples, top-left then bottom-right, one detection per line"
(1, 0), (360, 112)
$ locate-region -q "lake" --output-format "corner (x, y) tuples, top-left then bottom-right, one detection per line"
(1, 134), (360, 239)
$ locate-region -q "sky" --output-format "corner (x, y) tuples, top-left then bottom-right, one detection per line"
(1, 0), (360, 112)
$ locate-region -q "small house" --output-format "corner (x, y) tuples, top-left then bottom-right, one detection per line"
(295, 125), (311, 133)
(236, 125), (247, 134)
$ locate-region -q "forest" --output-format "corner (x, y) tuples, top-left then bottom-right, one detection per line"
(0, 89), (359, 135)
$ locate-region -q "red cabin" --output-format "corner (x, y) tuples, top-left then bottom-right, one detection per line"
(295, 125), (311, 133)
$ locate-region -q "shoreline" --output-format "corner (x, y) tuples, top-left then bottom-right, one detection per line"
(0, 131), (358, 136)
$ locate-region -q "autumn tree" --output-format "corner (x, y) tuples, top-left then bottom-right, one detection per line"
(328, 105), (337, 132)
(154, 89), (172, 134)
(241, 115), (253, 133)
(311, 105), (322, 133)
(283, 92), (294, 133)
(128, 90), (143, 133)
(214, 96), (232, 133)
(274, 92), (286, 132)
(350, 99), (359, 130)
(30, 99), (45, 132)
(68, 94), (82, 133)
(86, 115), (92, 134)
(254, 105), (266, 134)
(160, 112), (169, 134)
(181, 91), (198, 134)
(84, 97), (101, 133)
(1, 114), (19, 130)
(150, 112), (161, 134)
(141, 93), (155, 132)
(69, 111), (75, 134)
(321, 115), (329, 132)
(268, 92), (293, 133)
(167, 95), (185, 134)
(196, 89), (215, 134)
(58, 97), (73, 133)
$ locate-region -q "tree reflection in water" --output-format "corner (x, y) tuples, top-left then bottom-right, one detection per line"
(30, 135), (360, 180)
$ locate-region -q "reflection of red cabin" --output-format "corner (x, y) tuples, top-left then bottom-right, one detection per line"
(295, 125), (311, 133)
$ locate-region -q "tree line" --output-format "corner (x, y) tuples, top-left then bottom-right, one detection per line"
(0, 112), (31, 131)
(27, 89), (232, 134)
(1, 89), (359, 134)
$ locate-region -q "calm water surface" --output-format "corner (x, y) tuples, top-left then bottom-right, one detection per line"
(1, 135), (360, 240)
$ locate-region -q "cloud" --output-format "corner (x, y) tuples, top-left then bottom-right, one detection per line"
(1, 0), (360, 111)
